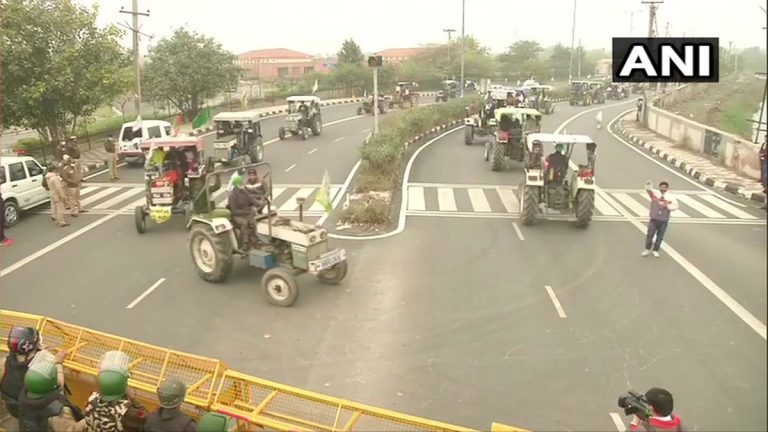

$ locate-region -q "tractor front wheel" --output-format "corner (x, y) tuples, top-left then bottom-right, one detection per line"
(189, 223), (234, 282)
(574, 189), (595, 228)
(278, 127), (286, 140)
(262, 267), (299, 307)
(249, 139), (264, 162)
(464, 126), (474, 145)
(311, 117), (322, 136)
(520, 184), (539, 226)
(317, 261), (348, 285)
(134, 206), (147, 234)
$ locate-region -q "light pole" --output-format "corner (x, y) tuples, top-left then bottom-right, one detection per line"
(119, 1), (150, 123)
(443, 28), (456, 79)
(460, 0), (465, 97)
(568, 0), (576, 84)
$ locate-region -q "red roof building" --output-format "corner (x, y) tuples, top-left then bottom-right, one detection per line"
(236, 48), (332, 80)
(374, 48), (426, 65)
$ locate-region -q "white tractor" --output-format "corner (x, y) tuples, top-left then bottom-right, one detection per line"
(518, 133), (597, 228)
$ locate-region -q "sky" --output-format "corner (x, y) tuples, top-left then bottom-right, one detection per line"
(76, 0), (767, 57)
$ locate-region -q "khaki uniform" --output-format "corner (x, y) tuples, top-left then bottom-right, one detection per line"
(59, 163), (83, 214)
(45, 172), (69, 226)
(105, 138), (119, 180)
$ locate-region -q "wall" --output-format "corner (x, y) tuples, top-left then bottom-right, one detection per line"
(646, 83), (762, 181)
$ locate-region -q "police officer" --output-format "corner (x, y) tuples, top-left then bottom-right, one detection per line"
(197, 412), (236, 432)
(59, 155), (86, 215)
(80, 350), (146, 432)
(1, 326), (44, 420)
(145, 377), (196, 432)
(17, 350), (80, 432)
(45, 163), (70, 227)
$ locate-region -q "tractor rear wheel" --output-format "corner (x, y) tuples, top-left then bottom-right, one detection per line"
(574, 189), (595, 228)
(249, 139), (264, 162)
(311, 117), (322, 136)
(317, 261), (348, 285)
(520, 184), (538, 225)
(278, 127), (286, 140)
(464, 126), (474, 145)
(491, 143), (504, 171)
(189, 223), (234, 282)
(262, 267), (299, 307)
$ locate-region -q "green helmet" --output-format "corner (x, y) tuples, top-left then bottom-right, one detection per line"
(97, 351), (130, 401)
(197, 412), (236, 432)
(24, 350), (59, 399)
(157, 377), (186, 408)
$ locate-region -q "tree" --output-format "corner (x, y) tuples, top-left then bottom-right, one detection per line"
(548, 44), (573, 80)
(337, 38), (364, 65)
(399, 36), (497, 86)
(735, 46), (766, 73)
(142, 28), (240, 119)
(2, 0), (130, 142)
(497, 40), (543, 78)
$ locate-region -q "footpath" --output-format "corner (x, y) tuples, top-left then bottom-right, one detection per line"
(614, 113), (766, 204)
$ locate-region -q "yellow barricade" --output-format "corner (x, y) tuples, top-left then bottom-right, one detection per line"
(0, 310), (529, 431)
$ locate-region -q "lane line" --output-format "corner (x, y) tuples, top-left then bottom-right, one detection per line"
(467, 188), (492, 212)
(496, 186), (520, 213)
(437, 188), (457, 211)
(77, 186), (100, 196)
(697, 194), (757, 219)
(408, 186), (426, 211)
(92, 188), (143, 210)
(80, 188), (123, 206)
(411, 182), (518, 189)
(308, 148), (318, 154)
(609, 413), (627, 432)
(512, 222), (525, 241)
(278, 188), (315, 212)
(676, 194), (726, 218)
(594, 193), (622, 216)
(612, 193), (650, 217)
(545, 285), (567, 318)
(638, 193), (691, 218)
(285, 163), (296, 173)
(333, 136), (346, 142)
(126, 278), (166, 309)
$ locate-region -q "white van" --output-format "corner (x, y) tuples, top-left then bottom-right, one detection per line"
(1, 155), (49, 227)
(118, 120), (173, 164)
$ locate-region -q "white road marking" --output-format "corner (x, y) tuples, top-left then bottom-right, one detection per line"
(80, 188), (122, 206)
(697, 194), (757, 219)
(545, 285), (567, 318)
(333, 136), (346, 142)
(676, 195), (726, 218)
(83, 162), (127, 180)
(362, 128), (371, 133)
(410, 182), (517, 189)
(278, 188), (315, 212)
(594, 194), (622, 216)
(467, 188), (491, 212)
(126, 278), (166, 309)
(308, 148), (318, 154)
(309, 187), (340, 212)
(92, 188), (143, 210)
(285, 163), (296, 173)
(0, 212), (122, 278)
(512, 222), (525, 241)
(638, 193), (690, 218)
(77, 186), (99, 197)
(123, 197), (147, 210)
(609, 413), (627, 432)
(408, 186), (426, 211)
(612, 192), (649, 217)
(496, 186), (520, 213)
(437, 188), (457, 211)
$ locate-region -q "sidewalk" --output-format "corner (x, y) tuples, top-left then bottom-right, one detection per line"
(614, 114), (766, 203)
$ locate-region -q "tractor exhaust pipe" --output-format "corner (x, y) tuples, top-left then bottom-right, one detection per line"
(296, 197), (306, 222)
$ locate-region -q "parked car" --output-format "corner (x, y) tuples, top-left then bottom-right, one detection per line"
(1, 155), (49, 227)
(118, 120), (173, 165)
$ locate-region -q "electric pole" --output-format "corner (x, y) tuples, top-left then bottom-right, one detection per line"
(119, 1), (150, 123)
(459, 0), (465, 97)
(568, 0), (577, 84)
(443, 28), (456, 79)
(640, 0), (663, 123)
(577, 39), (582, 78)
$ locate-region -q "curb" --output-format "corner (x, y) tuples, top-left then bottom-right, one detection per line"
(612, 121), (767, 203)
(403, 119), (463, 149)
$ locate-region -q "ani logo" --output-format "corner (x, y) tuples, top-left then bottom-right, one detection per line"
(612, 37), (719, 83)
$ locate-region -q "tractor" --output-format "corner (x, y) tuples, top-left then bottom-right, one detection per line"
(483, 107), (543, 171)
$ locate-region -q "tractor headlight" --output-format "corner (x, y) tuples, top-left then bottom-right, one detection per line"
(309, 235), (317, 243)
(320, 231), (327, 239)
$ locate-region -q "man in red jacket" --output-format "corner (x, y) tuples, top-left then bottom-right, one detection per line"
(630, 387), (685, 431)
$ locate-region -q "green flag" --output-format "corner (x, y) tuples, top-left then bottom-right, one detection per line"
(192, 108), (212, 129)
(313, 170), (333, 214)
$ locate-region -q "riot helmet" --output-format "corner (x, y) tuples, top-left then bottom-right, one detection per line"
(157, 377), (186, 409)
(7, 326), (41, 355)
(97, 350), (130, 401)
(24, 350), (59, 399)
(197, 412), (236, 432)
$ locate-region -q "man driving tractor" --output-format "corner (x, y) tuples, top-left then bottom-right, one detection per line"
(244, 167), (267, 213)
(227, 175), (260, 250)
(545, 143), (568, 182)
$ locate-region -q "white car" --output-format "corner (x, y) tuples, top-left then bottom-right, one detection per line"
(118, 120), (173, 164)
(1, 155), (49, 227)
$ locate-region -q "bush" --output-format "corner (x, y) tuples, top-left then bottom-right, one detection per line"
(13, 137), (44, 152)
(340, 199), (392, 225)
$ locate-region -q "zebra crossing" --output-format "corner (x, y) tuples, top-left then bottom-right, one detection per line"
(406, 183), (764, 224)
(32, 182), (342, 217)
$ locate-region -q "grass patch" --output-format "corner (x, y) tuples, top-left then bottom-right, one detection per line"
(666, 74), (766, 139)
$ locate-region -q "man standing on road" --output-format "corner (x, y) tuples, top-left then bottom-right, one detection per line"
(59, 155), (86, 216)
(45, 163), (70, 227)
(104, 134), (119, 181)
(629, 387), (685, 431)
(0, 165), (13, 246)
(642, 180), (678, 258)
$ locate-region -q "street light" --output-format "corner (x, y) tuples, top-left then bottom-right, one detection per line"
(460, 0), (465, 97)
(568, 0), (577, 83)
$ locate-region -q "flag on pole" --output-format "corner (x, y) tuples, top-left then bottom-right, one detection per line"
(192, 108), (212, 129)
(313, 169), (333, 214)
(312, 79), (319, 95)
(241, 90), (249, 110)
(132, 114), (142, 132)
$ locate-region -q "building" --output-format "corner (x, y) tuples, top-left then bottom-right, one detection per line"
(235, 48), (332, 80)
(373, 48), (426, 65)
(595, 58), (612, 77)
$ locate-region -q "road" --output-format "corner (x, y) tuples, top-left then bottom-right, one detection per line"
(1, 99), (765, 431)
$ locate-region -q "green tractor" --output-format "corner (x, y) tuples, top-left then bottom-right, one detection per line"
(568, 80), (592, 106)
(483, 107), (543, 171)
(186, 162), (348, 307)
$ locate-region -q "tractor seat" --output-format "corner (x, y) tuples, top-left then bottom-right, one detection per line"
(210, 207), (232, 219)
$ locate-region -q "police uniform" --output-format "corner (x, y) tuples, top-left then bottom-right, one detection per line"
(79, 351), (146, 432)
(59, 158), (84, 214)
(45, 165), (70, 226)
(144, 378), (196, 432)
(17, 350), (79, 432)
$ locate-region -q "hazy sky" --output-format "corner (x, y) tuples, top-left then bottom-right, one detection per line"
(76, 0), (766, 57)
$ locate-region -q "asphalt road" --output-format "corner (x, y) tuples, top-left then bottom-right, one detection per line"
(1, 99), (765, 431)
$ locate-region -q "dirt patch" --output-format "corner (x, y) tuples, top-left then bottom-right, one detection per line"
(666, 74), (766, 139)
